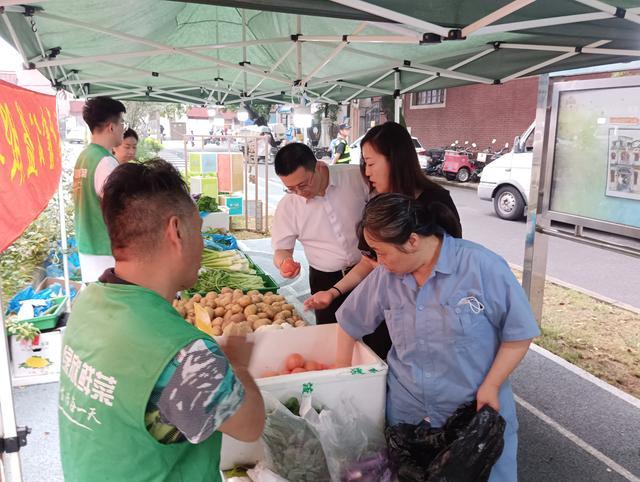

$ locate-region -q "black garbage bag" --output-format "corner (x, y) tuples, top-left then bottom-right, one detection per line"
(385, 401), (506, 482)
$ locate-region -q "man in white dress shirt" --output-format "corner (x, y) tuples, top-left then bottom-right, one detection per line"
(271, 143), (369, 324)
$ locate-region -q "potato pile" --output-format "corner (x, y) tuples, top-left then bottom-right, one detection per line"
(173, 287), (306, 336)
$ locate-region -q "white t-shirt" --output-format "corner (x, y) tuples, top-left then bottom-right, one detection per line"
(94, 155), (119, 197)
(271, 165), (370, 272)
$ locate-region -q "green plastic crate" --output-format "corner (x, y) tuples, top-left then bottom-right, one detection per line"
(14, 296), (67, 332)
(246, 256), (279, 294)
(188, 252), (279, 296)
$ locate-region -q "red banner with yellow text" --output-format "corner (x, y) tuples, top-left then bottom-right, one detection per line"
(0, 80), (62, 253)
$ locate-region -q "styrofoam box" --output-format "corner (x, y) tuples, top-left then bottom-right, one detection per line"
(10, 329), (63, 386)
(201, 205), (230, 231)
(219, 323), (388, 470)
(190, 175), (219, 198)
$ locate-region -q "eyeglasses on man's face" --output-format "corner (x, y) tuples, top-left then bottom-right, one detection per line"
(283, 170), (315, 195)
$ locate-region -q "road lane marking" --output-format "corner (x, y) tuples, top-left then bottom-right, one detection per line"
(515, 395), (640, 482)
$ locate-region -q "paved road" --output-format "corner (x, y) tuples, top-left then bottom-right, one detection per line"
(446, 183), (640, 310)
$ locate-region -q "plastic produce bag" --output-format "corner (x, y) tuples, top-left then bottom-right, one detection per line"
(44, 237), (81, 280)
(201, 232), (238, 251)
(247, 461), (289, 482)
(300, 395), (388, 482)
(386, 400), (506, 482)
(262, 391), (389, 482)
(261, 393), (331, 482)
(7, 286), (55, 316)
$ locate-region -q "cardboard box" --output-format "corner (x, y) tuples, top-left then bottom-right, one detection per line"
(217, 152), (244, 193)
(36, 277), (84, 304)
(10, 329), (62, 386)
(190, 175), (219, 198)
(218, 194), (243, 216)
(201, 206), (230, 231)
(219, 323), (388, 470)
(189, 152), (218, 175)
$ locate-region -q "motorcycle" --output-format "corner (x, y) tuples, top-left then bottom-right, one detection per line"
(470, 140), (510, 182)
(424, 147), (446, 176)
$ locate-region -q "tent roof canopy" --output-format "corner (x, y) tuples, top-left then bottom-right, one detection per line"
(1, 0), (640, 106)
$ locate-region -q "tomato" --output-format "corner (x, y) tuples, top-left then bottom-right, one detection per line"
(281, 258), (300, 273)
(285, 353), (305, 371)
(304, 360), (321, 372)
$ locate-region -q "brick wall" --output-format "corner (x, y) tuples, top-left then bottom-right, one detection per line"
(403, 77), (538, 151)
(403, 69), (640, 151)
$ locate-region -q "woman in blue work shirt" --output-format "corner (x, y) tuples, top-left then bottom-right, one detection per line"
(335, 193), (540, 481)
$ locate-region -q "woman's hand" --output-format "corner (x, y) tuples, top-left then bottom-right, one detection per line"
(304, 290), (335, 311)
(476, 381), (500, 412)
(279, 258), (301, 278)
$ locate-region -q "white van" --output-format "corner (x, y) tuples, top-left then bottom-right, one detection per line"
(477, 121), (535, 220)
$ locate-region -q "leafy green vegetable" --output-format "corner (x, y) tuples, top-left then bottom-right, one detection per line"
(192, 268), (265, 292)
(5, 316), (41, 343)
(197, 196), (220, 213)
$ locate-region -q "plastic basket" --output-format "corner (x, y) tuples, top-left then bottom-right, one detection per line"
(13, 296), (67, 332)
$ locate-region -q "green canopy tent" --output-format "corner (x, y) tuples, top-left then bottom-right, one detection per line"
(1, 2), (640, 481)
(1, 0), (640, 107)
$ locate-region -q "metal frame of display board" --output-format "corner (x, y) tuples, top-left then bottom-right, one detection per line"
(522, 74), (640, 322)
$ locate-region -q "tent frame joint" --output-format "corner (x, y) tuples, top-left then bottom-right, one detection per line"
(420, 33), (442, 44)
(615, 7), (626, 18)
(0, 425), (30, 454)
(447, 29), (465, 41)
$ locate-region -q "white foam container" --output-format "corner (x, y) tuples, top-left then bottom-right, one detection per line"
(201, 205), (230, 231)
(219, 323), (388, 470)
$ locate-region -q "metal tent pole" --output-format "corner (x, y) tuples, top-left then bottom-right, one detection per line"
(522, 74), (552, 324)
(57, 171), (72, 312)
(0, 276), (25, 482)
(393, 70), (401, 123)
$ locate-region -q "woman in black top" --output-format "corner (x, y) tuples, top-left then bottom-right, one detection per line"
(304, 121), (462, 358)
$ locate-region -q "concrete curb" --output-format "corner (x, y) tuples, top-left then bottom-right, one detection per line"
(427, 174), (479, 191)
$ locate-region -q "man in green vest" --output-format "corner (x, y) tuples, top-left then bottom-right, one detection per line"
(331, 122), (352, 165)
(73, 96), (126, 282)
(59, 158), (265, 482)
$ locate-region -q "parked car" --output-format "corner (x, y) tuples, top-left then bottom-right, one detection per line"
(477, 122), (535, 220)
(348, 134), (429, 168)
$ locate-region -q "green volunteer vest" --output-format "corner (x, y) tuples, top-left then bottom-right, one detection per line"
(73, 144), (113, 255)
(335, 138), (351, 164)
(59, 283), (222, 482)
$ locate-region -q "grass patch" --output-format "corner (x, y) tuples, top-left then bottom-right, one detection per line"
(514, 269), (640, 398)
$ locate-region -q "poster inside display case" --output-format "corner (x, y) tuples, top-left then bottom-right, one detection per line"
(545, 76), (640, 237)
